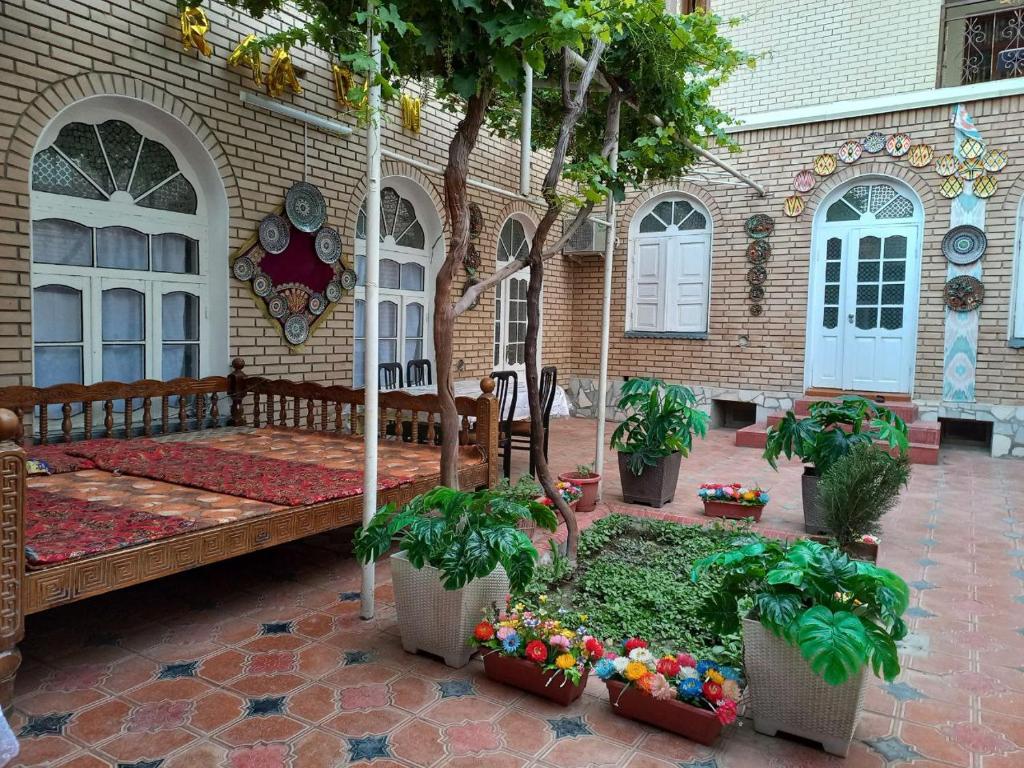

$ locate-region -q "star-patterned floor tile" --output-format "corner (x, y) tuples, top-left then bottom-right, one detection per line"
(909, 579), (936, 590)
(340, 591), (361, 601)
(548, 715), (591, 739)
(905, 606), (936, 618)
(19, 712), (73, 738)
(245, 695), (287, 717)
(883, 681), (927, 701)
(348, 734), (391, 761)
(117, 761), (164, 768)
(866, 735), (921, 762)
(158, 661), (198, 680)
(680, 760), (719, 768)
(917, 557), (938, 567)
(919, 537), (938, 547)
(261, 621), (293, 635)
(344, 650), (372, 666)
(437, 679), (475, 698)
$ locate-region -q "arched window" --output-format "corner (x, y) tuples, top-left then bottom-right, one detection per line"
(353, 184), (435, 387)
(628, 196), (712, 335)
(31, 118), (207, 392)
(494, 217), (532, 370)
(824, 183), (916, 223)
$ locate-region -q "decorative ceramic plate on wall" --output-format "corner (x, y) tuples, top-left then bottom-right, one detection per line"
(934, 154), (958, 176)
(284, 314), (310, 345)
(783, 195), (805, 217)
(838, 141), (863, 164)
(957, 158), (985, 180)
(749, 285), (764, 301)
(749, 304), (763, 316)
(314, 227), (342, 264)
(325, 280), (343, 302)
(973, 175), (998, 198)
(252, 272), (273, 298)
(233, 255), (255, 281)
(745, 213), (775, 239)
(267, 293), (288, 319)
(340, 268), (358, 291)
(885, 133), (912, 157)
(940, 176), (964, 198)
(308, 292), (327, 316)
(285, 181), (327, 232)
(944, 275), (984, 312)
(907, 144), (933, 168)
(941, 225), (987, 265)
(982, 148), (1008, 172)
(960, 137), (985, 160)
(259, 214), (291, 254)
(794, 170), (815, 193)
(863, 131), (886, 153)
(747, 265), (767, 285)
(814, 153), (838, 176)
(747, 240), (771, 265)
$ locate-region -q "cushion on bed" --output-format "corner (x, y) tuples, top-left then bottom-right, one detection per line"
(66, 439), (411, 506)
(25, 489), (197, 567)
(24, 444), (97, 474)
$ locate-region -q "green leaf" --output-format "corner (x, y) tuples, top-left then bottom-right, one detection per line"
(796, 606), (868, 686)
(864, 622), (901, 681)
(755, 591), (802, 635)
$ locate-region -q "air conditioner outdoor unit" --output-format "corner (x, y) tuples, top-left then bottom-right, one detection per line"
(563, 218), (608, 256)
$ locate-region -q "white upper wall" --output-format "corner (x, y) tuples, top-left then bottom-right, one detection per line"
(712, 0), (944, 118)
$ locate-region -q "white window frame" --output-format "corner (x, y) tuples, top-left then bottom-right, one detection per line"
(625, 194), (713, 337)
(493, 215), (538, 373)
(1011, 196), (1024, 344)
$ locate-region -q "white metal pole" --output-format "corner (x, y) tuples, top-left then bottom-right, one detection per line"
(519, 63), (533, 197)
(360, 4), (382, 620)
(594, 138), (619, 499)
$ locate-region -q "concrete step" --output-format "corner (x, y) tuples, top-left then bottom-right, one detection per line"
(793, 397), (919, 423)
(735, 418), (940, 464)
(764, 413), (940, 446)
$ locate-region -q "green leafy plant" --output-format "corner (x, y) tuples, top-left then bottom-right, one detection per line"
(820, 443), (910, 549)
(763, 397), (909, 477)
(353, 486), (557, 592)
(691, 538), (910, 685)
(574, 463), (597, 478)
(493, 475), (543, 503)
(611, 378), (708, 475)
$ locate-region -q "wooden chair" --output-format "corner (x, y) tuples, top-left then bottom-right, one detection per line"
(379, 362), (403, 390)
(509, 366), (556, 476)
(489, 370), (518, 478)
(406, 359), (432, 387)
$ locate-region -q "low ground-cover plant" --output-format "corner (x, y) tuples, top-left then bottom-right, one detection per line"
(525, 515), (747, 665)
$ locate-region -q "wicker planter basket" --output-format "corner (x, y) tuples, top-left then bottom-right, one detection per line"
(618, 451), (681, 508)
(801, 468), (827, 534)
(482, 652), (588, 706)
(605, 680), (723, 745)
(390, 550), (509, 668)
(702, 499), (764, 522)
(742, 614), (866, 756)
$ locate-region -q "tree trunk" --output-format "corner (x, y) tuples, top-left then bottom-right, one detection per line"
(435, 87), (492, 488)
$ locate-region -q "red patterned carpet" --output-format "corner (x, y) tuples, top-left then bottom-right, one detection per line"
(8, 421), (1024, 767)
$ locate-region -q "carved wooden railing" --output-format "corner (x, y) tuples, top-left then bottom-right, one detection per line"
(0, 409), (24, 709)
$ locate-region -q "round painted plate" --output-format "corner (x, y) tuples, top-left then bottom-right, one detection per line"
(745, 214), (775, 239)
(747, 265), (767, 286)
(308, 292), (327, 316)
(339, 268), (358, 291)
(783, 194), (805, 217)
(974, 174), (998, 199)
(314, 227), (342, 264)
(958, 158), (984, 180)
(940, 175), (964, 199)
(747, 240), (771, 265)
(284, 313), (310, 345)
(232, 255), (255, 281)
(983, 148), (1008, 172)
(285, 181), (327, 233)
(863, 131), (886, 153)
(259, 214), (291, 254)
(749, 285), (764, 301)
(907, 144), (933, 168)
(941, 225), (987, 265)
(960, 137), (985, 160)
(325, 280), (343, 302)
(267, 293), (288, 319)
(886, 133), (912, 157)
(252, 272), (273, 298)
(814, 153), (838, 176)
(934, 154), (958, 177)
(838, 140), (863, 164)
(793, 170), (815, 193)
(749, 303), (763, 316)
(944, 275), (984, 312)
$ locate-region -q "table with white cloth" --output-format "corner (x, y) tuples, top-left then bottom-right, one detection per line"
(400, 377), (571, 420)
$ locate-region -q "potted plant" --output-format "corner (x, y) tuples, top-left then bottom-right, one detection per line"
(691, 538), (910, 756)
(594, 638), (743, 745)
(762, 397), (908, 533)
(611, 378), (708, 508)
(818, 443), (910, 561)
(558, 463), (600, 513)
(353, 486), (557, 668)
(472, 596), (597, 705)
(698, 483), (769, 522)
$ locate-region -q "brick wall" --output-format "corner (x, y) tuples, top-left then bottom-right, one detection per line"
(0, 0), (574, 388)
(713, 0), (943, 116)
(569, 97), (1024, 408)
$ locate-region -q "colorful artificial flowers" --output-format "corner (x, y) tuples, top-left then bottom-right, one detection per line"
(698, 483), (769, 506)
(595, 639), (744, 725)
(537, 481), (583, 508)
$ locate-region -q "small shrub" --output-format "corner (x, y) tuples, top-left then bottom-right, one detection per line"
(820, 443), (910, 549)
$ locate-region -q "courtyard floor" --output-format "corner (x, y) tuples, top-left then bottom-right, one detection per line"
(8, 419), (1024, 768)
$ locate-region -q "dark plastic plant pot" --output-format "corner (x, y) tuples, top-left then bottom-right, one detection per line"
(702, 499), (765, 522)
(558, 471), (600, 513)
(482, 652), (588, 706)
(618, 452), (681, 508)
(801, 467), (827, 534)
(605, 680), (723, 745)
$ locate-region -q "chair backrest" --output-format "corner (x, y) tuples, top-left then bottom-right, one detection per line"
(378, 362), (403, 390)
(539, 366), (558, 426)
(489, 369), (518, 433)
(406, 358), (432, 387)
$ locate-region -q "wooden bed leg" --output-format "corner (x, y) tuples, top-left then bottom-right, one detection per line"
(0, 410), (25, 710)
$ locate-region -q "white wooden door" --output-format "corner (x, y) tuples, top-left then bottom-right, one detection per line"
(669, 236), (711, 332)
(631, 239), (666, 332)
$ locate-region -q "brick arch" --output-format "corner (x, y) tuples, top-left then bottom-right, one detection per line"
(801, 161), (939, 221)
(1, 71), (240, 215)
(485, 199), (539, 258)
(621, 180), (725, 230)
(342, 161), (447, 240)
(1000, 168), (1024, 210)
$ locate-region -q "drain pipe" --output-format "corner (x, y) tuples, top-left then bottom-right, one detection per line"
(594, 127), (620, 498)
(520, 63), (533, 196)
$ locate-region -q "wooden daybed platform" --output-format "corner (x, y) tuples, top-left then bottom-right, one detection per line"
(0, 359), (499, 706)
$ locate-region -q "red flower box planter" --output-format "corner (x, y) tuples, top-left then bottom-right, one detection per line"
(482, 652), (588, 706)
(605, 680), (723, 745)
(702, 499), (764, 522)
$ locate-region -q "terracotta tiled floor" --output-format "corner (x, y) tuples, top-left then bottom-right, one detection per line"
(9, 420), (1024, 767)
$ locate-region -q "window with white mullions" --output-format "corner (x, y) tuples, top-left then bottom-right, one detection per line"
(494, 217), (533, 371)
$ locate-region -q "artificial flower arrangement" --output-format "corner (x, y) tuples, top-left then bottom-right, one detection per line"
(594, 637), (744, 744)
(472, 595), (600, 705)
(538, 481), (583, 509)
(699, 483), (769, 521)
